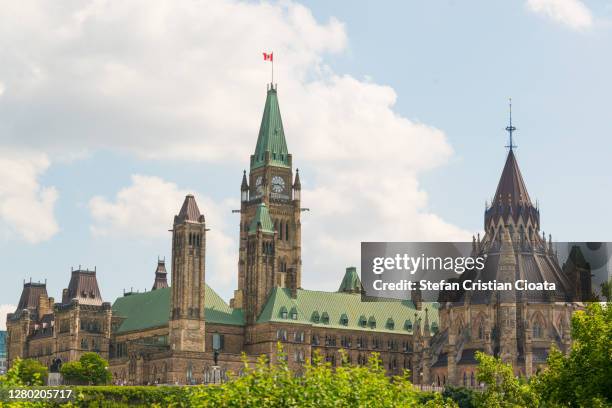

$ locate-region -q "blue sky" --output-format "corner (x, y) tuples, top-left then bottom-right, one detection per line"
(1, 0), (611, 327)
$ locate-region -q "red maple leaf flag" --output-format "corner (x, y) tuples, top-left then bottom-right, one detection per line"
(263, 52), (273, 61)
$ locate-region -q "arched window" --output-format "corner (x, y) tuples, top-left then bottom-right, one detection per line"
(463, 372), (467, 386)
(285, 223), (289, 241)
(478, 323), (484, 340)
(470, 372), (475, 387)
(278, 221), (283, 240)
(533, 322), (543, 338)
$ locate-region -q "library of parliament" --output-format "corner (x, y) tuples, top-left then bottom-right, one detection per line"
(5, 84), (590, 386)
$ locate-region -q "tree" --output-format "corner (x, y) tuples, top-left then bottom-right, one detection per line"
(1, 358), (48, 386)
(187, 344), (458, 407)
(532, 302), (612, 407)
(442, 386), (477, 408)
(60, 352), (111, 385)
(473, 352), (538, 408)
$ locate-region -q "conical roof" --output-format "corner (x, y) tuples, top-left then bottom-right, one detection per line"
(241, 170), (249, 191)
(251, 86), (290, 170)
(338, 267), (362, 293)
(493, 150), (532, 208)
(175, 194), (204, 224)
(248, 203), (275, 234)
(485, 150), (539, 227)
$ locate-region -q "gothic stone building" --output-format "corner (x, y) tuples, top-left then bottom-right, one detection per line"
(6, 84), (434, 385)
(5, 86), (588, 386)
(426, 148), (589, 387)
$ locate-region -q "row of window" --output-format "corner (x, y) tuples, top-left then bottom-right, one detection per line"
(277, 331), (414, 352)
(80, 337), (101, 351)
(279, 310), (437, 334)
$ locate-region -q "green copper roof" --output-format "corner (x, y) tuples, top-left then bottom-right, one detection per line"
(257, 287), (438, 334)
(248, 203), (275, 235)
(251, 87), (290, 170)
(111, 285), (244, 333)
(338, 267), (362, 293)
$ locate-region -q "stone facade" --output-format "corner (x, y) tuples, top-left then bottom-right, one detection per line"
(5, 86), (587, 386)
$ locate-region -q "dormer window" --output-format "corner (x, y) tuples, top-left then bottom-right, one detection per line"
(311, 311), (320, 323)
(404, 319), (413, 331)
(280, 307), (288, 319)
(290, 307), (298, 320)
(359, 315), (367, 328)
(321, 312), (330, 324)
(340, 313), (349, 326)
(386, 318), (395, 330)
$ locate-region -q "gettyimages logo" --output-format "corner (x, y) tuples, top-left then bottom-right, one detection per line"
(361, 242), (611, 304)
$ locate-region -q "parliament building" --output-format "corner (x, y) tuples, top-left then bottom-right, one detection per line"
(5, 85), (589, 386)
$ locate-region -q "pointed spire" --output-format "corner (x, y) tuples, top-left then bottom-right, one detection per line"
(505, 98), (517, 151)
(248, 203), (275, 235)
(175, 194), (205, 224)
(251, 86), (290, 170)
(241, 170), (249, 191)
(152, 258), (168, 290)
(293, 168), (301, 190)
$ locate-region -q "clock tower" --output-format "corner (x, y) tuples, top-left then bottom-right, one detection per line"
(231, 84), (302, 315)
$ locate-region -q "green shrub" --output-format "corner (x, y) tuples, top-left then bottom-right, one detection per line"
(60, 353), (111, 385)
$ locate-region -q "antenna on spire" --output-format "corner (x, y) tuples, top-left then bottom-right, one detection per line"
(505, 98), (517, 151)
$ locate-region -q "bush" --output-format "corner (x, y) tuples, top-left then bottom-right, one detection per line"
(1, 358), (48, 386)
(187, 346), (457, 407)
(442, 386), (477, 408)
(60, 353), (112, 385)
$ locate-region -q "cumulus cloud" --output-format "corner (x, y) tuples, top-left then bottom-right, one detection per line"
(0, 304), (16, 330)
(0, 151), (59, 243)
(0, 0), (471, 288)
(526, 0), (593, 30)
(89, 175), (238, 292)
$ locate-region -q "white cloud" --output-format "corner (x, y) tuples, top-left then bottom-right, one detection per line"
(1, 1), (472, 290)
(89, 175), (238, 292)
(526, 0), (593, 30)
(0, 151), (59, 243)
(0, 304), (16, 330)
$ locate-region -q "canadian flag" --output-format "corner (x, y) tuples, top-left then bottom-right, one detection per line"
(263, 52), (273, 61)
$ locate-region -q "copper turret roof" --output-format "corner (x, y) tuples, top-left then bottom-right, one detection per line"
(175, 194), (205, 224)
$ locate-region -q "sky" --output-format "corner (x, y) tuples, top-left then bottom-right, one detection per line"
(1, 0), (611, 329)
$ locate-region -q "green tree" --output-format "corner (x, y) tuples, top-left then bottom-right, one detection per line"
(187, 344), (457, 407)
(442, 385), (477, 408)
(60, 352), (112, 385)
(473, 352), (538, 408)
(1, 358), (48, 386)
(532, 302), (612, 407)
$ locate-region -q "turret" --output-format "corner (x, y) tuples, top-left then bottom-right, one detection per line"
(152, 258), (169, 290)
(241, 170), (249, 202)
(169, 194), (207, 353)
(293, 168), (301, 201)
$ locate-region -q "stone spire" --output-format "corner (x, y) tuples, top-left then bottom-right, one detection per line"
(250, 85), (290, 170)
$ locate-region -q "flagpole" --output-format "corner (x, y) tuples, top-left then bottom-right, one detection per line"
(271, 53), (274, 85)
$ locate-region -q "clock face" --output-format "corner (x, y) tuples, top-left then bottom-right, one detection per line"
(255, 176), (264, 195)
(271, 176), (285, 193)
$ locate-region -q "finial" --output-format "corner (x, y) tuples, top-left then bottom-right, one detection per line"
(505, 98), (517, 151)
